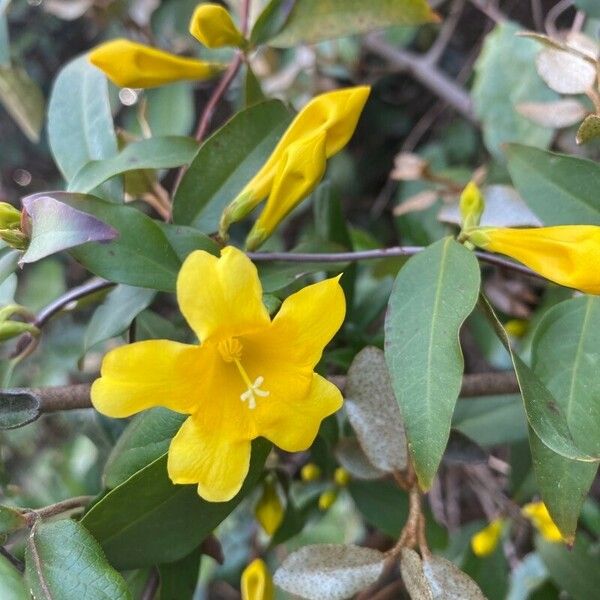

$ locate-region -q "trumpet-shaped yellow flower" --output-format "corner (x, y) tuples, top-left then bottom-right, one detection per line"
(255, 479), (284, 535)
(89, 39), (224, 88)
(91, 246), (345, 502)
(470, 519), (504, 557)
(467, 225), (600, 295)
(522, 502), (563, 542)
(189, 3), (246, 49)
(241, 559), (274, 600)
(245, 130), (327, 250)
(219, 86), (370, 237)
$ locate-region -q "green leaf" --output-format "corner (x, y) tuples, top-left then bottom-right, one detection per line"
(0, 64), (44, 142)
(82, 439), (271, 569)
(244, 63), (267, 107)
(83, 285), (156, 354)
(172, 100), (291, 232)
(250, 0), (296, 45)
(156, 223), (219, 262)
(103, 408), (185, 488)
(0, 553), (29, 600)
(135, 83), (194, 137)
(576, 114), (600, 145)
(472, 22), (557, 158)
(24, 192), (182, 292)
(528, 296), (600, 540)
(0, 504), (27, 534)
(68, 136), (199, 194)
(0, 249), (20, 286)
(266, 0), (438, 47)
(0, 1), (9, 68)
(506, 144), (600, 224)
(158, 547), (201, 600)
(0, 390), (40, 429)
(384, 238), (481, 489)
(48, 55), (121, 200)
(536, 533), (600, 600)
(479, 295), (597, 462)
(25, 519), (131, 600)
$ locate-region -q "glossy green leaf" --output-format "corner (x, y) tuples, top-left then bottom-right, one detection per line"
(25, 519), (131, 600)
(158, 547), (201, 600)
(506, 144), (600, 224)
(83, 285), (155, 354)
(103, 407), (185, 488)
(172, 100), (291, 232)
(244, 63), (267, 106)
(384, 238), (481, 489)
(472, 23), (557, 158)
(0, 390), (40, 429)
(48, 55), (121, 200)
(0, 504), (27, 534)
(156, 223), (219, 262)
(68, 136), (199, 194)
(0, 64), (44, 142)
(479, 295), (597, 462)
(82, 439), (271, 569)
(0, 553), (28, 600)
(267, 0), (438, 47)
(24, 192), (181, 292)
(250, 0), (296, 45)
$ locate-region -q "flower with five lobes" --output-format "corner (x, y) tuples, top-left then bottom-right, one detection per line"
(91, 246), (346, 502)
(467, 225), (600, 295)
(219, 86), (371, 241)
(189, 3), (246, 49)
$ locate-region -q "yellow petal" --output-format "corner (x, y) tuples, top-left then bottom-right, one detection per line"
(167, 415), (252, 502)
(459, 181), (485, 230)
(245, 130), (327, 250)
(522, 502), (563, 542)
(254, 479), (284, 535)
(254, 373), (343, 452)
(189, 3), (246, 49)
(91, 340), (204, 418)
(220, 86), (370, 235)
(241, 559), (274, 600)
(469, 225), (600, 295)
(470, 519), (504, 557)
(89, 39), (223, 88)
(176, 246), (270, 343)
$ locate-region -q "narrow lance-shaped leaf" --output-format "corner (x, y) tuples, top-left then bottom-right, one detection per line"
(385, 237), (481, 489)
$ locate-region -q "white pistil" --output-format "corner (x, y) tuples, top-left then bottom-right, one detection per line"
(240, 375), (269, 410)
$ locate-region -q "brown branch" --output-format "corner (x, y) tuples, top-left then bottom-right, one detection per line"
(460, 371), (519, 397)
(35, 384), (93, 412)
(24, 496), (93, 525)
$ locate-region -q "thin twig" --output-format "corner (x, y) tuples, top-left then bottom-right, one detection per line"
(24, 496), (93, 526)
(140, 568), (160, 600)
(460, 371), (519, 397)
(425, 0), (465, 65)
(468, 0), (507, 24)
(0, 546), (24, 573)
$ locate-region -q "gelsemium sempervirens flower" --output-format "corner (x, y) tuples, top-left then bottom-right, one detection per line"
(219, 86), (370, 238)
(467, 225), (600, 294)
(254, 479), (284, 536)
(91, 246), (345, 502)
(522, 501), (563, 542)
(89, 39), (224, 88)
(241, 558), (274, 600)
(189, 3), (246, 49)
(470, 519), (504, 557)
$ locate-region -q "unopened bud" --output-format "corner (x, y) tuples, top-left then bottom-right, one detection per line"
(333, 467), (351, 487)
(300, 463), (321, 482)
(0, 202), (21, 230)
(459, 181), (485, 231)
(0, 320), (39, 342)
(318, 489), (337, 511)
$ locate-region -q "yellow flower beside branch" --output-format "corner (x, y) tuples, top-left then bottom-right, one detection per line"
(241, 559), (274, 600)
(92, 246), (346, 502)
(189, 3), (246, 49)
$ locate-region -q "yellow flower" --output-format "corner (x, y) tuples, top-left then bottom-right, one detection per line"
(189, 3), (246, 49)
(470, 519), (504, 557)
(459, 181), (484, 231)
(91, 246), (345, 502)
(241, 559), (274, 600)
(300, 463), (321, 482)
(467, 225), (600, 295)
(245, 130), (327, 250)
(89, 39), (224, 88)
(522, 502), (563, 542)
(219, 86), (370, 237)
(318, 489), (337, 511)
(254, 479), (284, 536)
(333, 467), (351, 487)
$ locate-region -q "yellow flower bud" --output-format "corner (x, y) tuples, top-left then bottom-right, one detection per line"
(467, 225), (600, 295)
(522, 501), (563, 542)
(300, 463), (321, 482)
(318, 489), (337, 511)
(220, 86), (370, 237)
(189, 3), (246, 49)
(0, 202), (21, 230)
(241, 558), (274, 600)
(245, 130), (327, 250)
(89, 39), (224, 88)
(459, 181), (485, 231)
(504, 319), (528, 338)
(470, 519), (504, 557)
(333, 467), (351, 487)
(254, 480), (284, 536)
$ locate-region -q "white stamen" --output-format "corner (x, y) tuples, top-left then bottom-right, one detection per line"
(239, 375), (269, 410)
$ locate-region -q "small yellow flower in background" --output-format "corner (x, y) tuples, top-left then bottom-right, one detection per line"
(219, 86), (370, 238)
(333, 467), (351, 487)
(467, 225), (600, 295)
(245, 130), (327, 250)
(254, 479), (284, 536)
(300, 463), (321, 482)
(459, 181), (485, 231)
(190, 3), (246, 49)
(504, 319), (528, 338)
(522, 501), (563, 542)
(241, 559), (274, 600)
(89, 39), (224, 88)
(92, 246), (345, 502)
(318, 489), (337, 511)
(470, 519), (504, 557)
